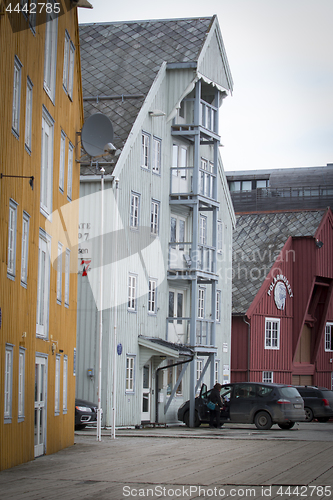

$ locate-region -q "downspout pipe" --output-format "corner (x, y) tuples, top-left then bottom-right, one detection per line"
(155, 355), (194, 424)
(243, 316), (251, 382)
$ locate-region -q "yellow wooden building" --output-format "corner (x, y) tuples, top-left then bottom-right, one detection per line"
(0, 0), (84, 470)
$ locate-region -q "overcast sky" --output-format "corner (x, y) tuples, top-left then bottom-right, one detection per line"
(78, 0), (333, 172)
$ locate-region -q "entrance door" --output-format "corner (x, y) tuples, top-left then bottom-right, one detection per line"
(142, 362), (151, 422)
(35, 356), (47, 457)
(168, 289), (186, 344)
(170, 215), (187, 270)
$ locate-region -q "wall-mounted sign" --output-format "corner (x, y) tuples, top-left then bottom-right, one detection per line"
(267, 274), (293, 310)
(117, 343), (123, 355)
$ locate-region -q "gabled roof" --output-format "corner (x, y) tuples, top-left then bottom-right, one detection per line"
(232, 210), (326, 315)
(79, 16), (226, 164)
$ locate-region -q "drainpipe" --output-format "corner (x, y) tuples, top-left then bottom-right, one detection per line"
(155, 355), (194, 424)
(243, 316), (251, 382)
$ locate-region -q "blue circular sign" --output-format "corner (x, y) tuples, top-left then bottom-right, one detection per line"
(117, 343), (122, 355)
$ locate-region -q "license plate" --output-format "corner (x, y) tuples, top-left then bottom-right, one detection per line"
(294, 404), (302, 409)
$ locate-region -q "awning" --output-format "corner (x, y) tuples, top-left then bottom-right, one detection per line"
(138, 336), (193, 369)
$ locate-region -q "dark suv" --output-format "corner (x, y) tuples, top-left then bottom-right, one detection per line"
(177, 382), (305, 430)
(294, 386), (333, 422)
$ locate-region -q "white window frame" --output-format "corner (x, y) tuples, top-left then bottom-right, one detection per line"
(44, 3), (58, 102)
(55, 354), (61, 415)
(148, 278), (157, 315)
(68, 41), (75, 100)
(265, 318), (280, 350)
(198, 287), (205, 319)
(7, 199), (18, 280)
(217, 221), (223, 254)
(199, 215), (207, 246)
(262, 371), (274, 383)
(214, 359), (220, 385)
(152, 136), (161, 173)
(216, 290), (221, 323)
(62, 30), (70, 91)
(24, 77), (33, 152)
(40, 107), (54, 218)
(36, 229), (51, 339)
(57, 242), (63, 303)
(59, 130), (66, 193)
(4, 344), (14, 423)
(12, 55), (22, 137)
(128, 274), (137, 312)
(18, 347), (26, 421)
(141, 132), (150, 169)
(130, 191), (140, 229)
(126, 355), (135, 393)
(21, 211), (30, 286)
(67, 142), (73, 201)
(150, 199), (159, 235)
(325, 323), (333, 352)
(196, 358), (203, 383)
(64, 248), (70, 307)
(63, 355), (68, 413)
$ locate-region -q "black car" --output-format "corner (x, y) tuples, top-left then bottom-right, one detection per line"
(75, 398), (101, 430)
(177, 382), (306, 430)
(294, 386), (333, 422)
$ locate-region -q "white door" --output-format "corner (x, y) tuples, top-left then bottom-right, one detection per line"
(168, 289), (186, 344)
(170, 215), (187, 270)
(34, 356), (47, 457)
(141, 362), (151, 422)
(172, 144), (188, 193)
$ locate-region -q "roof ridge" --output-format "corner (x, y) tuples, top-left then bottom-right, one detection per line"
(79, 16), (214, 27)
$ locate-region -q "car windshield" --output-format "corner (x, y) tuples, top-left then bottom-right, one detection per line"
(280, 387), (301, 398)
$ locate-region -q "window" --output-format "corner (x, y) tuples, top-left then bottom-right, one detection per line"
(7, 199), (18, 279)
(64, 248), (70, 307)
(325, 323), (333, 352)
(217, 221), (223, 254)
(150, 200), (159, 235)
(59, 130), (66, 193)
(67, 142), (73, 200)
(18, 348), (25, 421)
(63, 31), (75, 99)
(141, 132), (150, 169)
(198, 288), (205, 319)
(126, 356), (135, 392)
(12, 55), (22, 137)
(57, 242), (63, 303)
(263, 371), (273, 383)
(199, 215), (207, 245)
(196, 359), (203, 383)
(130, 192), (140, 229)
(128, 274), (137, 311)
(148, 279), (157, 314)
(63, 355), (68, 413)
(40, 107), (54, 217)
(152, 137), (161, 173)
(55, 354), (60, 415)
(36, 230), (51, 338)
(4, 345), (14, 423)
(216, 290), (221, 322)
(21, 211), (30, 286)
(44, 3), (58, 101)
(265, 318), (280, 349)
(166, 360), (183, 396)
(24, 77), (33, 152)
(214, 360), (220, 384)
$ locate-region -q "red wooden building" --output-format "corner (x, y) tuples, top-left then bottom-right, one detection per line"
(231, 208), (333, 388)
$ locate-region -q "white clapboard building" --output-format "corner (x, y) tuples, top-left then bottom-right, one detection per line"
(76, 16), (235, 427)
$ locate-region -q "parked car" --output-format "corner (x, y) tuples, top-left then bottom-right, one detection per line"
(178, 382), (306, 430)
(294, 386), (333, 422)
(75, 398), (101, 430)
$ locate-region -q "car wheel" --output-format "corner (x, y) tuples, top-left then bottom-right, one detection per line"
(183, 410), (201, 427)
(75, 424), (87, 430)
(304, 407), (314, 422)
(278, 422), (295, 430)
(317, 417), (329, 423)
(254, 411), (272, 430)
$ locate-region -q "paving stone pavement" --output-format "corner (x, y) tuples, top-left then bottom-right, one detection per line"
(0, 424), (332, 500)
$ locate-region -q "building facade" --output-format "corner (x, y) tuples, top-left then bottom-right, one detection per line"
(76, 16), (235, 427)
(0, 2), (84, 469)
(231, 208), (333, 389)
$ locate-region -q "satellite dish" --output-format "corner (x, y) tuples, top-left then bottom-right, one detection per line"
(81, 113), (114, 157)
